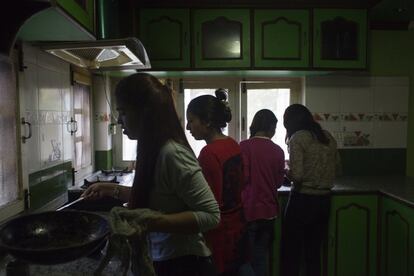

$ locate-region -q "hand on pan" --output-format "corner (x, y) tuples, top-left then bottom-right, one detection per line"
(81, 182), (117, 200)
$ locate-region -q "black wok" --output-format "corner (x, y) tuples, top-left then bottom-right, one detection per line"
(0, 210), (109, 265)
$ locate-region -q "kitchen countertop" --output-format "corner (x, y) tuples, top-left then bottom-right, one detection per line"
(0, 249), (134, 276)
(278, 175), (414, 207)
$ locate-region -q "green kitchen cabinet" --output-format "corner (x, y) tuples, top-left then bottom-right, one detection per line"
(55, 0), (95, 34)
(313, 9), (367, 69)
(140, 9), (191, 69)
(254, 9), (310, 68)
(193, 9), (251, 68)
(270, 194), (288, 276)
(380, 197), (414, 276)
(327, 194), (378, 276)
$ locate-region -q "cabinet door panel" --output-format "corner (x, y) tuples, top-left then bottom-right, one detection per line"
(254, 10), (310, 68)
(381, 198), (414, 276)
(313, 9), (367, 69)
(140, 9), (190, 68)
(56, 0), (95, 33)
(327, 195), (378, 276)
(194, 9), (250, 68)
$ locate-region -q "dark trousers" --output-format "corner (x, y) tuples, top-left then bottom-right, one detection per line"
(153, 255), (218, 276)
(247, 219), (275, 276)
(280, 192), (331, 276)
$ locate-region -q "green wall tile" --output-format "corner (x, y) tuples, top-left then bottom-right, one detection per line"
(95, 149), (113, 171)
(339, 148), (406, 176)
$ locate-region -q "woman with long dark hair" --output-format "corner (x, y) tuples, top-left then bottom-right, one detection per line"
(82, 73), (220, 276)
(240, 109), (285, 276)
(280, 104), (341, 276)
(186, 89), (247, 275)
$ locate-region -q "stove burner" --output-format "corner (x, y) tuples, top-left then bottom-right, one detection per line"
(101, 167), (132, 176)
(81, 176), (119, 190)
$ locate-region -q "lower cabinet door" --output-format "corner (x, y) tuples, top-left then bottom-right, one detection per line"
(381, 197), (414, 276)
(327, 195), (378, 276)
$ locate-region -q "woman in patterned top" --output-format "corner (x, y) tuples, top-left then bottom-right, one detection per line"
(186, 89), (248, 276)
(280, 104), (341, 276)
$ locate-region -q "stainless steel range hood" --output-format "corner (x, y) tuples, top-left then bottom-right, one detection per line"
(36, 37), (151, 71)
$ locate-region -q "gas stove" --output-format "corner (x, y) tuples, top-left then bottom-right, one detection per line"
(81, 168), (133, 190)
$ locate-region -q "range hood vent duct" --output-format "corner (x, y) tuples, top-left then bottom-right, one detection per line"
(35, 37), (151, 71)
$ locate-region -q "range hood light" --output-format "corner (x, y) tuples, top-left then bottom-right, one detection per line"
(96, 49), (120, 62)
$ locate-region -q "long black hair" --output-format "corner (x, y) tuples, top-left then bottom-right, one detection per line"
(115, 73), (190, 208)
(283, 104), (329, 145)
(187, 88), (232, 131)
(249, 109), (277, 138)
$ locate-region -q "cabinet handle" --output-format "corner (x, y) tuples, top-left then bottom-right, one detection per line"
(242, 117), (245, 132)
(67, 117), (78, 136)
(21, 117), (32, 143)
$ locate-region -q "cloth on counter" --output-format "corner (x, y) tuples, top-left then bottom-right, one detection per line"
(94, 207), (162, 276)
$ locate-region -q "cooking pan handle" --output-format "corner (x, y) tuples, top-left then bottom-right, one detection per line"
(56, 197), (84, 211)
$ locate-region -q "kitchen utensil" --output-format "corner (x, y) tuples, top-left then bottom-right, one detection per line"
(0, 210), (109, 265)
(56, 197), (84, 211)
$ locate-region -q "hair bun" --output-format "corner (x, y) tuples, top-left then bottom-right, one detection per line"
(215, 88), (228, 101)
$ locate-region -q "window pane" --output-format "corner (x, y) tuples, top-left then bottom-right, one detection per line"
(75, 141), (83, 169)
(184, 88), (228, 157)
(247, 88), (290, 158)
(122, 134), (137, 161)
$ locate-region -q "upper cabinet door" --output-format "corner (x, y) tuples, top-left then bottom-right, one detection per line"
(193, 9), (251, 68)
(254, 9), (310, 68)
(313, 9), (367, 69)
(140, 9), (190, 69)
(55, 0), (95, 34)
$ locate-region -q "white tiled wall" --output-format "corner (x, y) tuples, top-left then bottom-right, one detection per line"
(305, 76), (409, 149)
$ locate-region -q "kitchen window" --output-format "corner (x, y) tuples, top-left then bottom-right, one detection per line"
(180, 78), (301, 158)
(241, 80), (302, 158)
(112, 76), (302, 168)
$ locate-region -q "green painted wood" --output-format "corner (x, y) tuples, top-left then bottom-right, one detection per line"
(254, 9), (310, 68)
(270, 194), (288, 276)
(28, 161), (72, 210)
(95, 149), (113, 171)
(381, 197), (414, 276)
(56, 0), (95, 33)
(313, 9), (367, 69)
(193, 9), (251, 68)
(327, 195), (378, 276)
(97, 0), (120, 39)
(140, 9), (190, 68)
(17, 8), (94, 41)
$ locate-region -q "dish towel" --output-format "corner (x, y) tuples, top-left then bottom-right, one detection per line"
(94, 207), (162, 276)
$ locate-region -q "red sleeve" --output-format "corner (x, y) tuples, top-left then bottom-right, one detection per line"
(198, 148), (223, 206)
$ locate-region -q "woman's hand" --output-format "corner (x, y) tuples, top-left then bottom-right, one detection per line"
(81, 182), (117, 200)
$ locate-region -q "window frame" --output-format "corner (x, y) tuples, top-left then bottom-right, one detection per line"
(72, 71), (93, 182)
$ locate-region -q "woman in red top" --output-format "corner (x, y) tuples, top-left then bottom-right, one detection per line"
(186, 89), (248, 275)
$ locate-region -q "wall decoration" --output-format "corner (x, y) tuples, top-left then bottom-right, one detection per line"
(343, 131), (371, 147)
